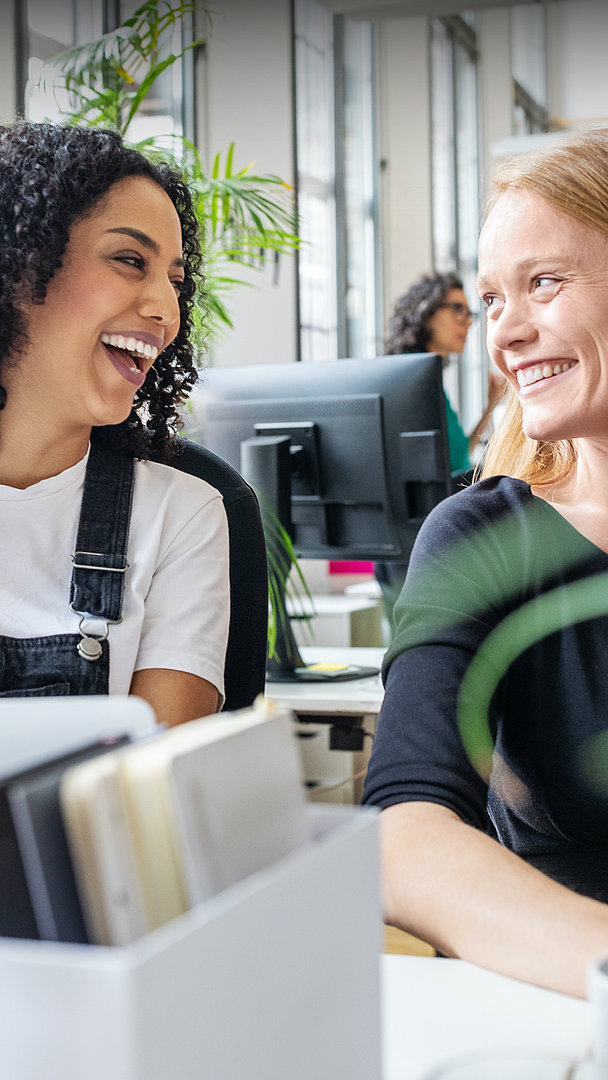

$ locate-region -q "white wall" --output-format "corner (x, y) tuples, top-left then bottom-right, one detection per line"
(376, 7), (517, 321)
(377, 15), (432, 321)
(477, 6), (513, 196)
(546, 0), (608, 128)
(0, 4), (17, 121)
(199, 0), (298, 368)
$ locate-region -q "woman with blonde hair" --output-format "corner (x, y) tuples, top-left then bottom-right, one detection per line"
(364, 127), (608, 998)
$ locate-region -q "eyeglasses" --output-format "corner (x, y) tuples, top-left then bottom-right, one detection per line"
(439, 302), (478, 322)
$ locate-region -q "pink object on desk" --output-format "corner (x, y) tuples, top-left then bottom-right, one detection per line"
(329, 561), (374, 574)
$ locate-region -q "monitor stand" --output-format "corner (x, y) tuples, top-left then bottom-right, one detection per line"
(240, 435), (380, 684)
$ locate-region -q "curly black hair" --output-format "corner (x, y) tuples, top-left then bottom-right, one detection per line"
(385, 271), (463, 354)
(0, 120), (204, 461)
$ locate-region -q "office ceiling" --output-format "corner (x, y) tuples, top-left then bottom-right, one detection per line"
(319, 0), (576, 18)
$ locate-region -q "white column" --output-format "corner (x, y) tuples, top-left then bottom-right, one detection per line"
(0, 3), (17, 121)
(377, 15), (432, 324)
(546, 0), (608, 128)
(477, 7), (512, 200)
(198, 0), (298, 368)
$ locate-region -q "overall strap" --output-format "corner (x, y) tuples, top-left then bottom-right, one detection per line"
(70, 437), (135, 623)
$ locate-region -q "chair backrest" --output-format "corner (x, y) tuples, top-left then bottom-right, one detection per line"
(166, 439), (268, 711)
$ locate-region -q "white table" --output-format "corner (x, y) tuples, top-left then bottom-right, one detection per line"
(382, 955), (592, 1080)
(265, 646), (385, 802)
(265, 645), (385, 717)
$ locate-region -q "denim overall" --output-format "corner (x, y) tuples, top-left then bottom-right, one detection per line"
(0, 437), (134, 698)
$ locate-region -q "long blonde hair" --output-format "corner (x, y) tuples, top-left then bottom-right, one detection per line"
(480, 127), (608, 485)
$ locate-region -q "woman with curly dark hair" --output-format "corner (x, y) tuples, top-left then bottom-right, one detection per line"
(0, 121), (229, 724)
(386, 270), (504, 472)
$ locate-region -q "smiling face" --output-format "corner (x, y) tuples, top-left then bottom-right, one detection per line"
(477, 190), (608, 445)
(426, 288), (472, 358)
(7, 175), (184, 447)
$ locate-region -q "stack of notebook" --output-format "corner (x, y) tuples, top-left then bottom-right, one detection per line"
(0, 698), (308, 946)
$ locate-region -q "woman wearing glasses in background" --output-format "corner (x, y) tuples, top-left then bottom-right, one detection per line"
(385, 271), (504, 474)
(376, 272), (504, 620)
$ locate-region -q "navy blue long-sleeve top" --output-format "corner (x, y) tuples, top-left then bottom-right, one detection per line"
(363, 476), (608, 901)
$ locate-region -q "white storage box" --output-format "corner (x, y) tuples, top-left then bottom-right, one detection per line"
(0, 805), (382, 1080)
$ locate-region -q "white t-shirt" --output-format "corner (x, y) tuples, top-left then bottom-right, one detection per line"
(0, 448), (230, 699)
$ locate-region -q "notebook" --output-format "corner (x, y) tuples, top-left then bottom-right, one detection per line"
(60, 699), (308, 940)
(0, 735), (130, 943)
(60, 747), (149, 946)
(0, 695), (156, 780)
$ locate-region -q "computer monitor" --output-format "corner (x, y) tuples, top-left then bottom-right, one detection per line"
(186, 353), (453, 680)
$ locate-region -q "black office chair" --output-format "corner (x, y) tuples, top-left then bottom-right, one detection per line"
(166, 438), (268, 711)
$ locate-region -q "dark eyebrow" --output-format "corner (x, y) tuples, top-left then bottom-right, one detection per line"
(105, 226), (185, 269)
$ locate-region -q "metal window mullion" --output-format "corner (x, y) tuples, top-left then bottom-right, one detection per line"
(105, 0), (120, 33)
(180, 20), (195, 145)
(514, 79), (549, 133)
(450, 33), (464, 416)
(370, 21), (383, 356)
(14, 0), (28, 116)
(333, 13), (348, 358)
(439, 14), (477, 59)
(290, 0), (302, 362)
(429, 17), (456, 272)
(450, 35), (460, 272)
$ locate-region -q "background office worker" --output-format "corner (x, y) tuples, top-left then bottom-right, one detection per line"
(364, 127), (608, 998)
(385, 270), (504, 471)
(0, 121), (229, 725)
(376, 273), (504, 621)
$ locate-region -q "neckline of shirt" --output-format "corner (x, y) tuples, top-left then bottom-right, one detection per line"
(0, 445), (90, 501)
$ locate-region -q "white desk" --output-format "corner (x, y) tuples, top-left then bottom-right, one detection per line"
(265, 645), (385, 717)
(265, 646), (385, 802)
(382, 955), (592, 1080)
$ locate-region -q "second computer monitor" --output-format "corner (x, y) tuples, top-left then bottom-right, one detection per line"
(189, 353), (453, 566)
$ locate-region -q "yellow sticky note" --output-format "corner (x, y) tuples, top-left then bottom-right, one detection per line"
(305, 663), (350, 672)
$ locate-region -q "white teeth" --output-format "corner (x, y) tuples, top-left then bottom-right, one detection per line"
(516, 361), (575, 387)
(101, 333), (159, 362)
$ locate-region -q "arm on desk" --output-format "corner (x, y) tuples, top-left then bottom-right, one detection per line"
(381, 801), (608, 998)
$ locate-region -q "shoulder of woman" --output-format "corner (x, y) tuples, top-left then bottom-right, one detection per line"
(413, 475), (534, 555)
(134, 456), (224, 508)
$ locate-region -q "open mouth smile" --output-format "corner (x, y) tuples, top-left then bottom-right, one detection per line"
(101, 333), (161, 387)
(516, 360), (577, 388)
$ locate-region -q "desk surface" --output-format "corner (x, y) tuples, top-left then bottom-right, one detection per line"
(264, 645), (385, 716)
(382, 955), (592, 1080)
